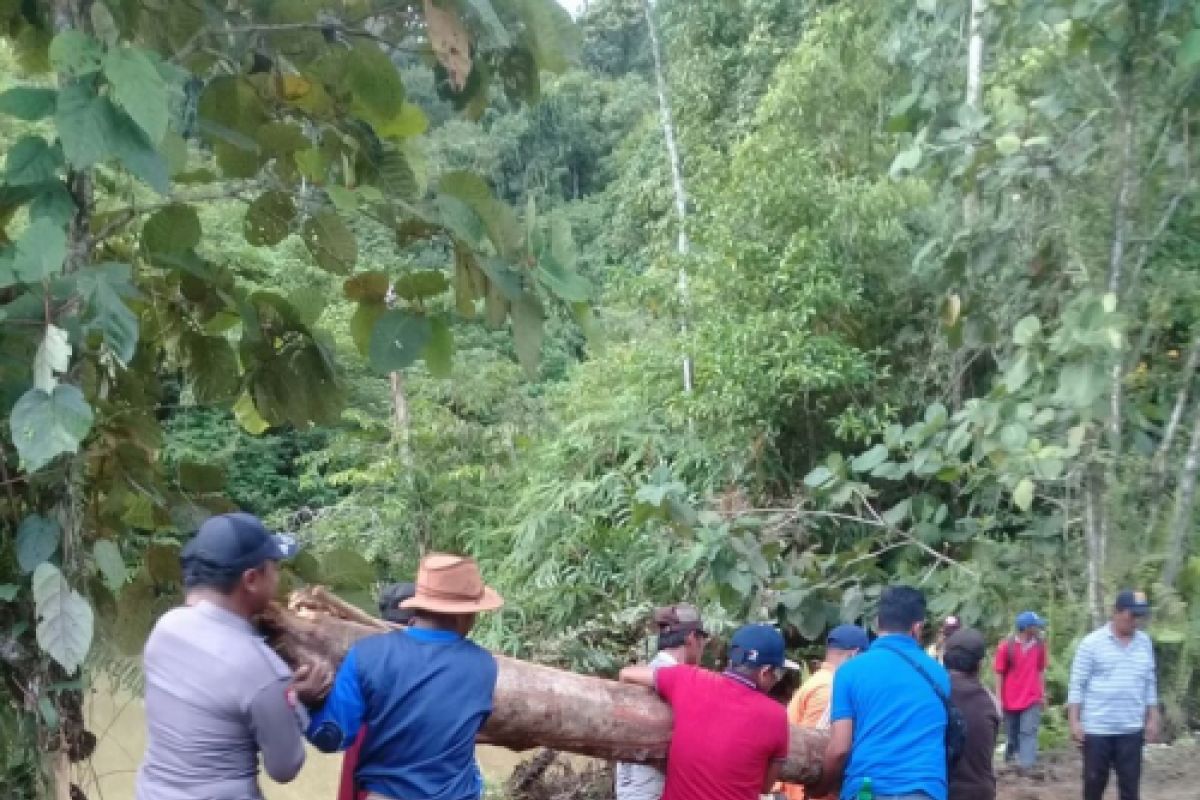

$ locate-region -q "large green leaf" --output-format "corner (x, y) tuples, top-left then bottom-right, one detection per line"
(393, 270), (451, 300)
(93, 540), (128, 593)
(425, 316), (453, 378)
(1179, 29), (1200, 69)
(183, 333), (240, 404)
(302, 209), (357, 273)
(9, 384), (95, 472)
(178, 461), (226, 493)
(55, 83), (115, 169)
(439, 171), (521, 257)
(0, 86), (57, 121)
(143, 204), (201, 256)
(48, 30), (102, 76)
(33, 563), (94, 675)
(13, 218), (67, 282)
(851, 444), (889, 473)
(320, 548), (375, 589)
(5, 135), (63, 186)
(17, 514), (61, 574)
(110, 108), (169, 193)
(104, 45), (168, 144)
(76, 262), (139, 365)
(32, 323), (70, 392)
(248, 337), (345, 427)
(347, 41), (405, 124)
(511, 292), (543, 378)
(513, 0), (579, 73)
(369, 309), (432, 373)
(244, 191), (297, 246)
(197, 76), (268, 140)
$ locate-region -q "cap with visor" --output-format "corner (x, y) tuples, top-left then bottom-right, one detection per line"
(181, 512), (300, 573)
(1115, 589), (1151, 616)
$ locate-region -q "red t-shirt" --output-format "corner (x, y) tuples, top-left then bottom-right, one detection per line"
(993, 637), (1047, 712)
(656, 665), (789, 800)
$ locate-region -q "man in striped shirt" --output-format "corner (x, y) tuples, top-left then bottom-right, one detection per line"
(1067, 590), (1160, 800)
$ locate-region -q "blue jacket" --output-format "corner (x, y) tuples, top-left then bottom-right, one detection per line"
(308, 628), (498, 800)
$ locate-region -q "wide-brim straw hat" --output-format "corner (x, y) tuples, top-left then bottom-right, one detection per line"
(400, 553), (504, 614)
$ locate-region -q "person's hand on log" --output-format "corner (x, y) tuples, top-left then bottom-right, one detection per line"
(292, 661), (333, 706)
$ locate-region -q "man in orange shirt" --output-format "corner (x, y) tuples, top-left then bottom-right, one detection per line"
(780, 624), (869, 800)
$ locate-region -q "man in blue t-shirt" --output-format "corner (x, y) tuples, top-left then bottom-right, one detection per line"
(810, 586), (949, 800)
(307, 554), (504, 800)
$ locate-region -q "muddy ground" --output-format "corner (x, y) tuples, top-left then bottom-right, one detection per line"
(995, 741), (1198, 800)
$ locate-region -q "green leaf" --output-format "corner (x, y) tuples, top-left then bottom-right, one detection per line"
(93, 540), (128, 593)
(347, 41), (405, 124)
(49, 30), (102, 76)
(288, 286), (326, 327)
(33, 563), (94, 675)
(916, 0), (938, 13)
(143, 204), (201, 255)
(233, 391), (270, 435)
(439, 171), (521, 258)
(110, 109), (169, 193)
(76, 262), (139, 365)
(350, 301), (384, 356)
(183, 334), (240, 404)
(0, 584), (19, 602)
(511, 292), (543, 379)
(302, 210), (357, 273)
(33, 324), (71, 392)
(178, 461), (225, 493)
(55, 83), (115, 169)
(104, 46), (169, 144)
(995, 133), (1022, 156)
(1013, 477), (1034, 512)
(1003, 351), (1034, 393)
(29, 182), (76, 227)
(197, 77), (268, 141)
(0, 87), (57, 121)
(320, 548), (375, 589)
(255, 122), (310, 154)
(244, 191), (297, 247)
(466, 0), (511, 49)
(882, 498), (911, 526)
(804, 465), (835, 489)
(1179, 29), (1200, 69)
(513, 0), (579, 73)
(1013, 315), (1041, 345)
(5, 136), (63, 186)
(17, 514), (61, 574)
(1000, 423), (1029, 451)
(344, 272), (390, 303)
(1054, 361), (1106, 409)
(9, 384), (95, 472)
(851, 444), (889, 473)
(889, 144), (921, 177)
(425, 317), (453, 378)
(13, 218), (67, 282)
(372, 103), (429, 140)
(369, 310), (432, 373)
(393, 269), (451, 300)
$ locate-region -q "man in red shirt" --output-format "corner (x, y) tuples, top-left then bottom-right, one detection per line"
(621, 623), (791, 800)
(994, 611), (1048, 775)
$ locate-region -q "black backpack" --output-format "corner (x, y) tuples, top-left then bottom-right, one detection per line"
(874, 641), (968, 768)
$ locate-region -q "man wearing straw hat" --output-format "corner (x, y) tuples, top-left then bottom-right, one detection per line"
(308, 554), (504, 800)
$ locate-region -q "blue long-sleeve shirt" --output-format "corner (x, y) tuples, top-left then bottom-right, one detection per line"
(307, 627), (498, 800)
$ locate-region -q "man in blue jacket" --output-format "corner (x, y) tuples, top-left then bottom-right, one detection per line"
(307, 554), (504, 800)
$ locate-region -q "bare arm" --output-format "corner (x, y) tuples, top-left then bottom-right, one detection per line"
(809, 718), (852, 797)
(762, 760), (784, 794)
(618, 664), (656, 688)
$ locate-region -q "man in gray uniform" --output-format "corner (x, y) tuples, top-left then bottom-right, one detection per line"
(136, 513), (331, 800)
(615, 604), (709, 800)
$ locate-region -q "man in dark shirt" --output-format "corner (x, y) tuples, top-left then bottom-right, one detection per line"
(307, 554), (503, 800)
(944, 628), (1000, 800)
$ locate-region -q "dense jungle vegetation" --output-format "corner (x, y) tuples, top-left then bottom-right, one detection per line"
(2, 0), (1200, 795)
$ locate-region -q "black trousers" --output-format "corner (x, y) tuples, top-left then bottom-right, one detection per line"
(1083, 732), (1143, 800)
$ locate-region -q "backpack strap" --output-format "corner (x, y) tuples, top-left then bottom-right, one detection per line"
(873, 640), (952, 712)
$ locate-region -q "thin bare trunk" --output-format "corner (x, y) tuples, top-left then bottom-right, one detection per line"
(1162, 401), (1200, 588)
(1105, 18), (1140, 451)
(1084, 471), (1106, 627)
(1153, 333), (1200, 474)
(642, 0), (693, 393)
(389, 371), (412, 465)
(962, 0), (985, 225)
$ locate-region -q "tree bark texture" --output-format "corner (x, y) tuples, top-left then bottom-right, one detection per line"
(1153, 333), (1200, 474)
(260, 589), (828, 784)
(1162, 401), (1200, 588)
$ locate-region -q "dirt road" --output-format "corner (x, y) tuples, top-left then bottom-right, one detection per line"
(996, 741), (1198, 800)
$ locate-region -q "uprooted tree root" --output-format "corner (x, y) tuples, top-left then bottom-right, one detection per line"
(504, 749), (613, 800)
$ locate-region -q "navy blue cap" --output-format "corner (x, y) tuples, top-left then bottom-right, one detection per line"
(729, 624), (787, 669)
(1016, 611), (1046, 631)
(827, 624), (870, 651)
(1115, 590), (1150, 616)
(181, 512), (299, 573)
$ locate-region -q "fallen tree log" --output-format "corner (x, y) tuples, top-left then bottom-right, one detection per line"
(259, 588), (827, 784)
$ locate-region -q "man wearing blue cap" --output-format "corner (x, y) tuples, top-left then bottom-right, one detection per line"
(1068, 590), (1159, 800)
(136, 513), (331, 800)
(780, 624), (869, 800)
(994, 611), (1047, 774)
(620, 623), (791, 800)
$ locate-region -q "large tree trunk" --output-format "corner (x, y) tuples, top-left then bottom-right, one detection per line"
(260, 589), (828, 784)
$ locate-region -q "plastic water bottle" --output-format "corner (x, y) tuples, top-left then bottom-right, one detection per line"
(857, 778), (874, 800)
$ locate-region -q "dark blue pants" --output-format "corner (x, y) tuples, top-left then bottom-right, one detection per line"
(1083, 732), (1142, 800)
